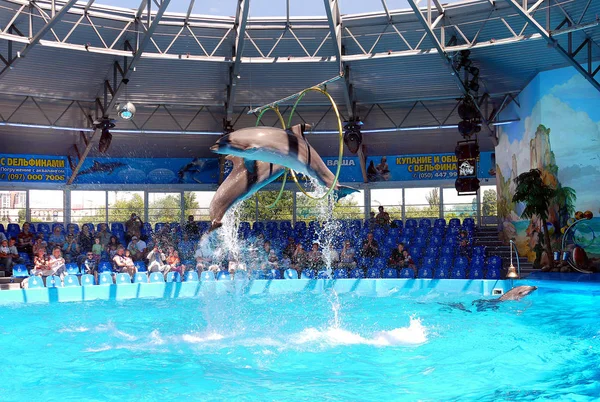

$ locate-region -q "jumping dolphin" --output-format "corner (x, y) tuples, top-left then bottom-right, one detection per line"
(208, 156), (285, 231)
(209, 124), (357, 198)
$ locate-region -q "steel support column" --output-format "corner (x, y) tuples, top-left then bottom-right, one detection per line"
(67, 0), (172, 185)
(503, 0), (600, 93)
(225, 0), (250, 122)
(0, 0), (79, 78)
(323, 0), (354, 119)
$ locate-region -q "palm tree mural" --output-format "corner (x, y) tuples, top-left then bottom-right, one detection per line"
(553, 184), (577, 227)
(512, 169), (556, 269)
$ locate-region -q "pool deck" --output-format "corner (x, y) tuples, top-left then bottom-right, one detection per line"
(0, 279), (515, 305)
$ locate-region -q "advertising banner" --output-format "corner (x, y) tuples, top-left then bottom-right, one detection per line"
(0, 154), (67, 183)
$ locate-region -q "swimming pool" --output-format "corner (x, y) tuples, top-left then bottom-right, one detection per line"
(1, 279), (598, 401)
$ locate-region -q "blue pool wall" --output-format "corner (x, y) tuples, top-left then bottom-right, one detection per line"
(0, 279), (515, 305)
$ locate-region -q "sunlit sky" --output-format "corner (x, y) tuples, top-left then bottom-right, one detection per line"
(93, 0), (463, 17)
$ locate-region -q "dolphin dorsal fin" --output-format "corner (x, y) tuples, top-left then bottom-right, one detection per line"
(288, 123), (312, 139)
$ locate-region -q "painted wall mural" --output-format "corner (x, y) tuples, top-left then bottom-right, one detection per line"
(496, 65), (600, 271)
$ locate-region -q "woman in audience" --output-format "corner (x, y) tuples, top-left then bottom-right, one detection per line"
(48, 247), (66, 278)
(339, 240), (357, 269)
(401, 249), (416, 276)
(32, 234), (48, 256)
(146, 245), (167, 273)
(77, 224), (94, 262)
(307, 243), (324, 270)
(112, 246), (128, 276)
(292, 243), (308, 277)
(121, 249), (137, 277)
(283, 237), (296, 260)
(62, 234), (80, 264)
(107, 235), (121, 259)
(166, 248), (184, 277)
(48, 227), (66, 251)
(388, 243), (406, 269)
(376, 205), (391, 227)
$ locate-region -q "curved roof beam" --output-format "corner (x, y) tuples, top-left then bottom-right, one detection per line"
(67, 0), (172, 185)
(225, 0), (250, 122)
(0, 0), (78, 79)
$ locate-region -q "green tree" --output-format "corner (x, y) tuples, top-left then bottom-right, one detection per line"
(406, 188), (440, 219)
(182, 192), (202, 219)
(512, 169), (556, 269)
(482, 189), (497, 217)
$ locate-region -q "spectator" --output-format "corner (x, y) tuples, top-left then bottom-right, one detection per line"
(48, 247), (66, 278)
(327, 244), (340, 268)
(32, 234), (48, 256)
(66, 224), (78, 239)
(266, 249), (279, 270)
(184, 215), (200, 240)
(367, 211), (377, 231)
(376, 205), (390, 227)
(83, 251), (98, 284)
(146, 245), (167, 273)
(97, 223), (112, 247)
(458, 230), (471, 258)
(177, 233), (195, 262)
(48, 226), (66, 250)
(254, 233), (265, 249)
(307, 243), (324, 270)
(194, 242), (211, 271)
(0, 232), (5, 242)
(339, 240), (357, 269)
(167, 249), (184, 277)
(62, 234), (80, 264)
(125, 213), (143, 243)
(389, 243), (406, 269)
(92, 237), (103, 262)
(121, 249), (137, 277)
(77, 224), (94, 255)
(401, 249), (416, 276)
(291, 244), (308, 276)
(0, 239), (14, 273)
(17, 222), (35, 256)
(361, 233), (379, 257)
(106, 235), (121, 259)
(31, 249), (51, 277)
(112, 246), (128, 276)
(127, 236), (147, 261)
(283, 237), (296, 260)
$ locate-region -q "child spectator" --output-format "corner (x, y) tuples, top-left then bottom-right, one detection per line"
(121, 249), (137, 277)
(83, 252), (98, 284)
(339, 240), (357, 269)
(92, 237), (103, 262)
(32, 234), (47, 256)
(401, 249), (416, 276)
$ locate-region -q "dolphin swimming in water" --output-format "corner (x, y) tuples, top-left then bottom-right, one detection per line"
(208, 155), (285, 231)
(210, 124), (357, 198)
(440, 286), (538, 313)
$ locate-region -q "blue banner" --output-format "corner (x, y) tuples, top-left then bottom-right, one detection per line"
(73, 157), (220, 185)
(0, 154), (67, 183)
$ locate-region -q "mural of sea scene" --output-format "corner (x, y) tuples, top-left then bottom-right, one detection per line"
(496, 64), (600, 271)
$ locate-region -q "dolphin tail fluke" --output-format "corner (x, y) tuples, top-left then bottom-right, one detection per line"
(334, 185), (359, 201)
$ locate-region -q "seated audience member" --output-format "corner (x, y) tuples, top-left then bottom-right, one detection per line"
(127, 236), (147, 261)
(17, 222), (35, 256)
(283, 237), (296, 260)
(194, 243), (212, 271)
(106, 236), (121, 259)
(121, 249), (137, 277)
(32, 249), (51, 276)
(376, 205), (391, 227)
(48, 226), (66, 251)
(339, 240), (357, 269)
(177, 233), (195, 262)
(66, 224), (78, 239)
(146, 245), (167, 273)
(62, 234), (80, 263)
(361, 233), (379, 257)
(401, 249), (416, 275)
(458, 230), (471, 258)
(77, 224), (94, 256)
(254, 233), (266, 249)
(291, 244), (308, 276)
(366, 211), (377, 231)
(307, 243), (324, 270)
(32, 234), (48, 256)
(83, 251), (98, 284)
(183, 215), (200, 240)
(92, 236), (103, 262)
(327, 244), (340, 268)
(165, 248), (183, 274)
(125, 213), (143, 243)
(388, 243), (406, 269)
(48, 247), (66, 278)
(266, 249), (279, 270)
(112, 246), (128, 276)
(0, 239), (14, 273)
(97, 223), (112, 247)
(0, 232), (5, 242)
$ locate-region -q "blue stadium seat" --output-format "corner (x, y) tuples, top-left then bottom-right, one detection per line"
(63, 275), (79, 287)
(373, 257), (387, 270)
(201, 271), (216, 281)
(184, 271), (199, 282)
(65, 263), (80, 275)
(439, 255), (453, 269)
(448, 218), (461, 227)
(434, 268), (449, 279)
(18, 252), (31, 263)
(463, 218), (475, 228)
(110, 223), (124, 233)
(403, 227), (416, 239)
(454, 256), (469, 270)
(154, 223), (166, 232)
(429, 236), (443, 248)
(382, 268), (398, 278)
(0, 223), (4, 233)
(116, 273), (132, 284)
(149, 272), (165, 283)
(441, 245), (455, 257)
(434, 218), (446, 228)
(357, 257), (372, 269)
(284, 269), (298, 279)
(301, 269), (315, 279)
(421, 256), (436, 270)
(217, 270), (231, 280)
(413, 236), (426, 248)
(451, 267), (466, 279)
(416, 227), (429, 238)
(432, 227), (445, 237)
(265, 269), (282, 280)
(417, 267), (433, 278)
(81, 274), (95, 286)
(142, 222), (153, 236)
(134, 272), (148, 283)
(37, 223), (50, 234)
(425, 246), (439, 259)
(392, 220), (403, 229)
(468, 265), (484, 279)
(28, 276), (44, 288)
(166, 272), (182, 282)
(333, 269), (348, 279)
(98, 272), (113, 285)
(486, 267), (501, 279)
(400, 268), (416, 278)
(7, 223), (20, 234)
(486, 255), (502, 271)
(12, 264), (29, 278)
(366, 268), (381, 278)
(98, 261), (113, 273)
(46, 275), (61, 288)
(134, 261), (147, 272)
(473, 246), (486, 257)
(316, 270), (330, 279)
(405, 219), (417, 228)
(349, 268), (365, 278)
(419, 219), (431, 228)
(409, 247), (423, 262)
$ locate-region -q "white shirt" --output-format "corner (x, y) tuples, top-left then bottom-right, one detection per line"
(128, 240), (147, 252)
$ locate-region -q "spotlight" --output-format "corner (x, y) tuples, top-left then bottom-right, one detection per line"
(96, 119), (116, 153)
(116, 102), (136, 120)
(344, 119), (363, 154)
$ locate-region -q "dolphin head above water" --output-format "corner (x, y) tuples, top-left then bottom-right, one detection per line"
(499, 285), (538, 301)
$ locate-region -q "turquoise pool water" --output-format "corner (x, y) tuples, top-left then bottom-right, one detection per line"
(1, 281), (599, 401)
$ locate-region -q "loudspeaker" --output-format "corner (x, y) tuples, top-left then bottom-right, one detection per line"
(455, 177), (480, 195)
